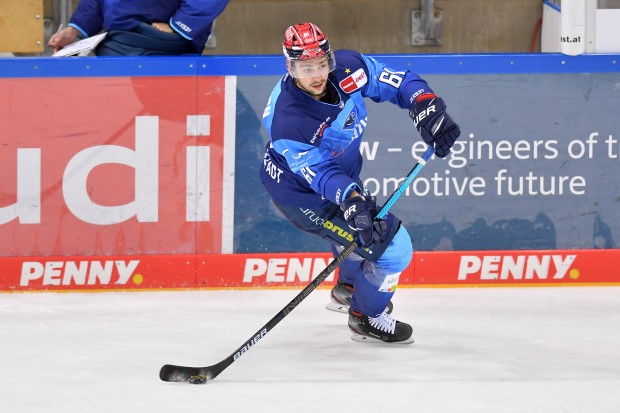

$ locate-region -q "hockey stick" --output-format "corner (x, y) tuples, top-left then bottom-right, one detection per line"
(160, 145), (436, 384)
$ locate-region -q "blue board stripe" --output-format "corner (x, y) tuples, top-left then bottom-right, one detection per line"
(1, 53), (619, 78)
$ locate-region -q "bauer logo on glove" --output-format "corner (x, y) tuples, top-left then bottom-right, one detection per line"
(411, 101), (437, 126)
(410, 93), (461, 158)
(340, 195), (387, 247)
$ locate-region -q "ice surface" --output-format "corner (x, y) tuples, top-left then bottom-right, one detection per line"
(1, 286), (620, 412)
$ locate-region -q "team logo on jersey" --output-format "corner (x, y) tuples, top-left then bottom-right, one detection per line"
(339, 68), (367, 93)
(342, 107), (357, 131)
(292, 150), (310, 160)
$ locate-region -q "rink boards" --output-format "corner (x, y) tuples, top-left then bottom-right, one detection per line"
(2, 249), (619, 291)
(1, 54), (619, 292)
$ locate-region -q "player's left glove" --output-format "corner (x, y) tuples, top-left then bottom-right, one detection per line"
(340, 195), (387, 247)
(410, 93), (461, 158)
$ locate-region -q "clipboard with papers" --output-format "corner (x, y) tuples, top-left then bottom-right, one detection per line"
(52, 32), (108, 57)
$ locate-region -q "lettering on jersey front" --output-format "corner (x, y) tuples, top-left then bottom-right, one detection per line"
(350, 116), (367, 142)
(310, 117), (330, 144)
(263, 152), (284, 183)
(339, 68), (368, 93)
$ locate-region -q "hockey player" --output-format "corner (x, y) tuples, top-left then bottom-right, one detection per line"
(260, 22), (460, 343)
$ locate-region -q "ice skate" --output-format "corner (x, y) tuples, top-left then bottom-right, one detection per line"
(326, 281), (394, 314)
(348, 308), (414, 344)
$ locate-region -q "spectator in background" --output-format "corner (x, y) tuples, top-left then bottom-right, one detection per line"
(48, 0), (229, 56)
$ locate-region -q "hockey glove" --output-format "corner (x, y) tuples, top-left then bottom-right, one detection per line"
(410, 93), (461, 158)
(340, 195), (387, 247)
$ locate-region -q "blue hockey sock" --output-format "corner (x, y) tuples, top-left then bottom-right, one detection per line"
(331, 244), (363, 286)
(350, 261), (398, 317)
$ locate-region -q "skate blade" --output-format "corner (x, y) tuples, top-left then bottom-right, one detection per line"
(350, 333), (415, 345)
(326, 301), (393, 315)
(325, 301), (349, 314)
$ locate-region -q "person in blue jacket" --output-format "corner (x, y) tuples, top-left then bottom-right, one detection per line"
(48, 0), (229, 55)
(260, 22), (460, 343)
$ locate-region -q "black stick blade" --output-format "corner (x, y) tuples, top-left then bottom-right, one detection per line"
(160, 364), (209, 384)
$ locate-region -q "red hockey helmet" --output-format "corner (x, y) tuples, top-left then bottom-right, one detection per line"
(282, 22), (336, 78)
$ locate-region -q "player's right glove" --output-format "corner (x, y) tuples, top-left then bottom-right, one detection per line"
(340, 195), (387, 247)
(410, 93), (461, 158)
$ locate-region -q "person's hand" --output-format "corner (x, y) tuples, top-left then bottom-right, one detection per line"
(410, 93), (461, 158)
(152, 22), (174, 33)
(48, 27), (80, 53)
(340, 195), (387, 247)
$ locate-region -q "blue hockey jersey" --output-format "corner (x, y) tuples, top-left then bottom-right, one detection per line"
(69, 0), (229, 53)
(260, 49), (434, 209)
